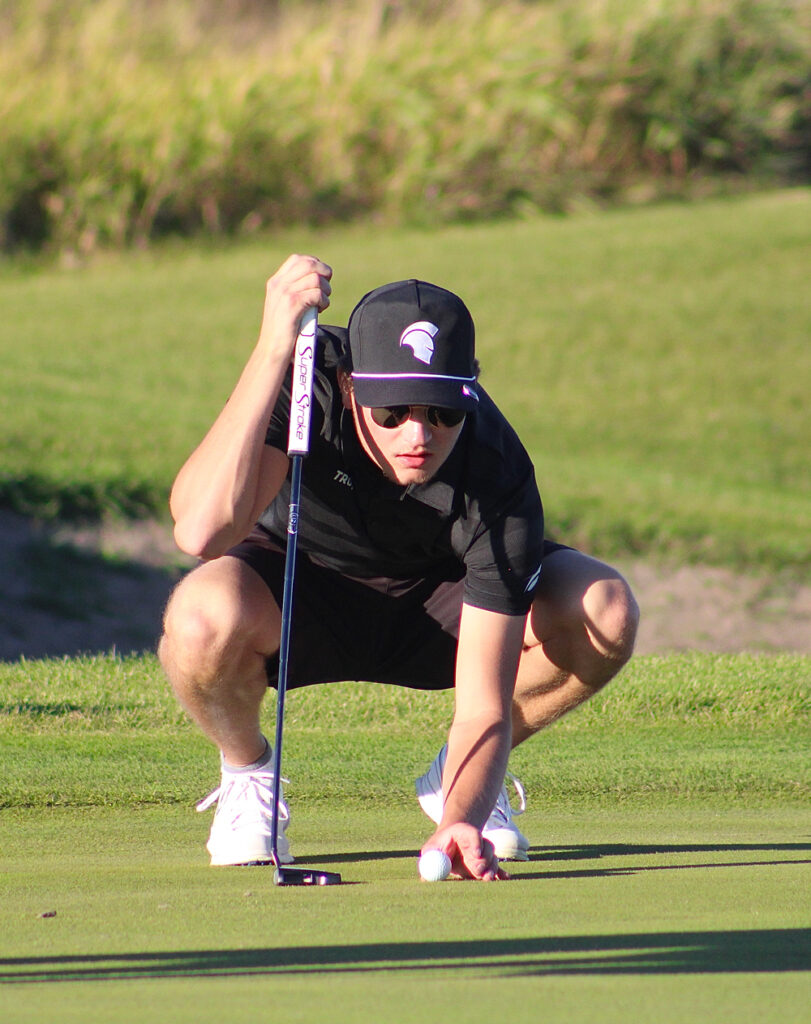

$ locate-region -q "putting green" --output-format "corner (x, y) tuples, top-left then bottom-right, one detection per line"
(3, 804), (808, 1024)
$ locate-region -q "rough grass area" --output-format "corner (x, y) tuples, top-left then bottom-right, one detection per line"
(2, 0), (808, 252)
(2, 651), (807, 734)
(1, 652), (807, 809)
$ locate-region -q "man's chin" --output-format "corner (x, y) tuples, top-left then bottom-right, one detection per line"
(385, 465), (437, 487)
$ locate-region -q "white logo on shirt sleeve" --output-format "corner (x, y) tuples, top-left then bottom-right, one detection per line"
(524, 564), (542, 592)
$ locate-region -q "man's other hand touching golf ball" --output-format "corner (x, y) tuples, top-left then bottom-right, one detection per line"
(420, 824), (508, 881)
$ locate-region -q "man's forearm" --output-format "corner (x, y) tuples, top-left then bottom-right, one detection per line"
(440, 715), (512, 831)
(444, 604), (525, 831)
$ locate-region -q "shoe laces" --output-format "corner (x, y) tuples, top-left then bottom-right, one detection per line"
(488, 771), (527, 827)
(196, 767), (290, 823)
(420, 745), (527, 825)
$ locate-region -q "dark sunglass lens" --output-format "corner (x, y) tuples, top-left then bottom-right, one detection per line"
(370, 405), (466, 428)
(371, 406), (410, 428)
(428, 407), (466, 428)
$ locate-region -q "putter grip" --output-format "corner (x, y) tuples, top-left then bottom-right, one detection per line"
(287, 307), (318, 457)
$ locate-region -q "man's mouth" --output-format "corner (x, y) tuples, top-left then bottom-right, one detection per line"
(397, 451), (432, 468)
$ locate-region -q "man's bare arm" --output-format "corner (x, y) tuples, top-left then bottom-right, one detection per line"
(422, 603), (525, 879)
(170, 255), (332, 558)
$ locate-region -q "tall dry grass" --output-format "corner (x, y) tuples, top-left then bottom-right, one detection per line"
(1, 0), (808, 253)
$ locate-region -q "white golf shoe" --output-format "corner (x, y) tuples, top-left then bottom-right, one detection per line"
(415, 745), (530, 861)
(196, 753), (293, 866)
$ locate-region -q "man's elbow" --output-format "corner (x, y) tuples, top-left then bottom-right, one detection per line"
(172, 520), (224, 561)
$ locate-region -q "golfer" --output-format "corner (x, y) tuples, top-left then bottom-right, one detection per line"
(159, 254), (639, 881)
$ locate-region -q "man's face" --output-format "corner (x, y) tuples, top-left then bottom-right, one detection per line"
(342, 380), (465, 487)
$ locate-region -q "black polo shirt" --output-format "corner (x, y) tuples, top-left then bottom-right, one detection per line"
(257, 326), (545, 616)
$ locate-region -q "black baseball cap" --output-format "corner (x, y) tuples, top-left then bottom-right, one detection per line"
(347, 279), (479, 411)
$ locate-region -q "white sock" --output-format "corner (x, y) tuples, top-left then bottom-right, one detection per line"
(222, 738), (271, 774)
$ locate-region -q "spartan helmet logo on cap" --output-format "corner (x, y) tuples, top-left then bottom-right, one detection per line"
(399, 321), (439, 365)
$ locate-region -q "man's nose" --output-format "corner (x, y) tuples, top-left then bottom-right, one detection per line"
(404, 410), (432, 443)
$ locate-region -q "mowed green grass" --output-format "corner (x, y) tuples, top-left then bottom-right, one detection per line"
(1, 652), (809, 1022)
(1, 189), (809, 570)
(3, 806), (809, 1024)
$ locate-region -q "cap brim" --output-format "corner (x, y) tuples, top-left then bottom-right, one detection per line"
(352, 375), (479, 411)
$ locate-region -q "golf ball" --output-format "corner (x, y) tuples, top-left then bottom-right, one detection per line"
(418, 849), (452, 882)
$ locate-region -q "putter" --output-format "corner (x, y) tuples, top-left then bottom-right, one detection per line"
(269, 306), (342, 887)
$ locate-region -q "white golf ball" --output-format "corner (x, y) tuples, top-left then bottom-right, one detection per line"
(418, 849), (452, 882)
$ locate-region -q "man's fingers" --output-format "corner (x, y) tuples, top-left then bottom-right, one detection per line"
(448, 835), (507, 882)
(279, 253), (332, 277)
(470, 836), (508, 881)
(289, 258), (332, 313)
(424, 825), (511, 883)
(262, 255), (333, 335)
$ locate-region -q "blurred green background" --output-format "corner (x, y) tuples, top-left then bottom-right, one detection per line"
(1, 0), (808, 253)
(0, 0), (808, 577)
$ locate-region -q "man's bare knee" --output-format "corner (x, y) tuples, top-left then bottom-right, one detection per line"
(160, 588), (227, 679)
(159, 558), (280, 682)
(583, 575), (639, 667)
(525, 551), (639, 692)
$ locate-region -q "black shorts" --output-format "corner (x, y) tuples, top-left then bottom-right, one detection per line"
(228, 530), (569, 692)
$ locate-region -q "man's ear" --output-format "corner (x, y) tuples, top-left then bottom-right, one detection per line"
(337, 368), (353, 410)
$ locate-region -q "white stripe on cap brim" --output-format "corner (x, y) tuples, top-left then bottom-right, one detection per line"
(352, 372), (477, 384)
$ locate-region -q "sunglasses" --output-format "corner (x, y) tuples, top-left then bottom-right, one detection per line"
(369, 405), (467, 429)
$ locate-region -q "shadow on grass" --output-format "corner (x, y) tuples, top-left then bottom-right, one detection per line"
(298, 841), (811, 869)
(516, 859), (811, 881)
(511, 842), (811, 880)
(293, 842), (810, 885)
(3, 929), (809, 982)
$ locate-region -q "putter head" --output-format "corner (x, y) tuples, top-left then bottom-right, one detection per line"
(273, 867), (342, 887)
